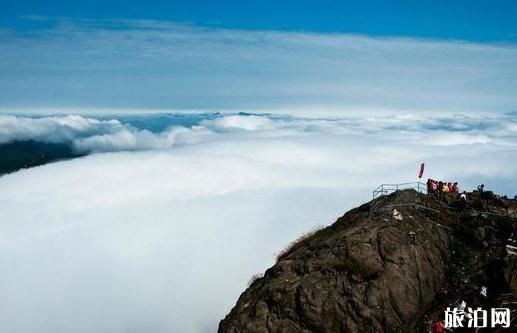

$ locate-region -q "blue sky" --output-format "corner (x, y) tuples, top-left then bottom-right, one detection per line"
(1, 1), (517, 113)
(2, 0), (517, 41)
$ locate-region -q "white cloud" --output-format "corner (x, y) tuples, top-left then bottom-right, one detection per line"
(422, 132), (492, 146)
(0, 114), (216, 152)
(0, 114), (123, 145)
(205, 115), (274, 131)
(1, 18), (516, 113)
(2, 112), (517, 154)
(1, 112), (517, 332)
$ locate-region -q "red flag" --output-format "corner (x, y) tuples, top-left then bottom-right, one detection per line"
(417, 162), (425, 178)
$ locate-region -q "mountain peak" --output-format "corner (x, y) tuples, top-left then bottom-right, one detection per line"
(219, 189), (517, 332)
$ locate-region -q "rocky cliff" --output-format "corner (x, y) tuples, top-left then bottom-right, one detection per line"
(219, 189), (517, 332)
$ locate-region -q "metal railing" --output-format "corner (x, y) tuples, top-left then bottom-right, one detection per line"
(372, 182), (427, 200)
(369, 181), (427, 216)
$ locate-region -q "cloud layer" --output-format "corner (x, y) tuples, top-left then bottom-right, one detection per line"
(1, 112), (517, 152)
(1, 18), (517, 113)
(1, 112), (517, 332)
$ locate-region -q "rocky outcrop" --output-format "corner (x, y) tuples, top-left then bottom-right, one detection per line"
(219, 190), (517, 332)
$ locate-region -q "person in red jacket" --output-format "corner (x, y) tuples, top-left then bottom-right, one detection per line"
(432, 319), (445, 333)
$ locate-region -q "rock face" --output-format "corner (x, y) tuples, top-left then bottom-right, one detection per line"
(219, 190), (517, 332)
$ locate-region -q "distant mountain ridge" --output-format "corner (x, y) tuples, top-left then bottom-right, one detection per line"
(0, 141), (83, 176)
(219, 189), (517, 332)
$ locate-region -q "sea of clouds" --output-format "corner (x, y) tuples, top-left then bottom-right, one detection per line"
(1, 112), (517, 332)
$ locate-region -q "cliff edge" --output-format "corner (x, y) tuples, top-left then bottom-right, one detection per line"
(219, 189), (517, 332)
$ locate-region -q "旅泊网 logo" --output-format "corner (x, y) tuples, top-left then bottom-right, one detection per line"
(444, 307), (510, 329)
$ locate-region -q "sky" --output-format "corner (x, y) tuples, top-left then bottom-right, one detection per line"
(2, 0), (517, 41)
(1, 1), (517, 113)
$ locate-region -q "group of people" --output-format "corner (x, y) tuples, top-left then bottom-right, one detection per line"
(427, 179), (459, 194)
